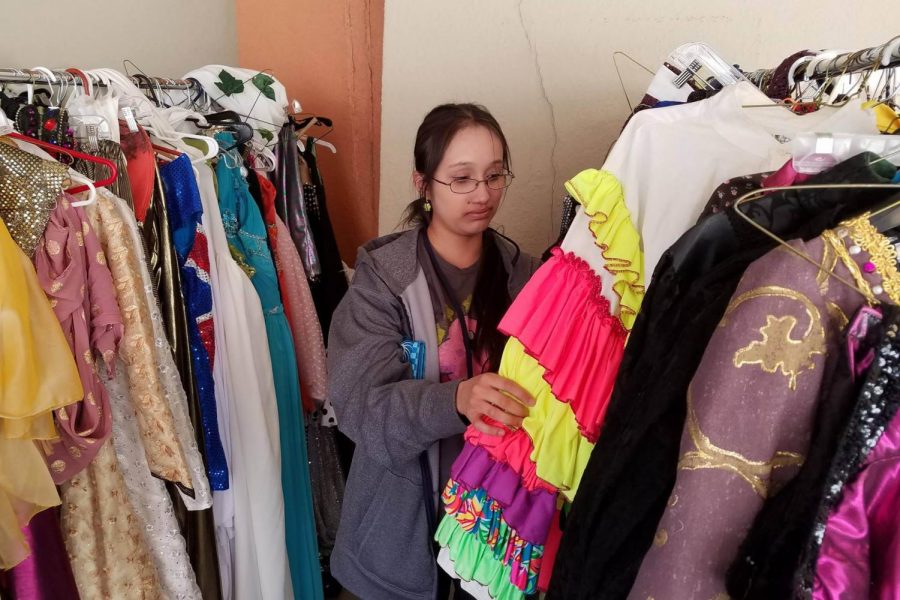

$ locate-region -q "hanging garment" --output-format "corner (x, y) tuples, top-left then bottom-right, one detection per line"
(625, 209), (899, 599)
(88, 188), (211, 600)
(141, 164), (203, 461)
(61, 439), (164, 600)
(249, 170), (316, 412)
(0, 142), (69, 257)
(793, 305), (900, 598)
(273, 214), (329, 409)
(139, 156), (223, 598)
(34, 196), (123, 482)
(603, 81), (879, 278)
(725, 309), (868, 598)
(191, 150), (290, 600)
(118, 187), (223, 600)
(159, 154), (229, 491)
(120, 123), (155, 223)
(87, 189), (195, 490)
(275, 126), (320, 278)
(30, 199), (161, 599)
(0, 508), (79, 599)
(183, 65), (288, 151)
(0, 214), (82, 570)
(300, 141), (349, 340)
(216, 133), (322, 600)
(548, 153), (898, 600)
(437, 170), (642, 600)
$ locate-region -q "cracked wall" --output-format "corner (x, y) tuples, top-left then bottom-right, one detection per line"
(379, 0), (897, 256)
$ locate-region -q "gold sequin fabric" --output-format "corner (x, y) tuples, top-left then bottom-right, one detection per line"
(86, 192), (193, 489)
(0, 142), (68, 256)
(61, 440), (163, 599)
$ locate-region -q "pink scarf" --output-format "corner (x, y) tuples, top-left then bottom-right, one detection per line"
(33, 194), (123, 483)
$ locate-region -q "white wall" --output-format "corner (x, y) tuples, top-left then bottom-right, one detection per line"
(379, 0), (898, 255)
(0, 0), (237, 77)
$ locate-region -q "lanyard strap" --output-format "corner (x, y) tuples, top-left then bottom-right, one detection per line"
(421, 229), (475, 379)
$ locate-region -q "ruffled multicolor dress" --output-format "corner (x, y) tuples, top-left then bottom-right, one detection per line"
(435, 169), (645, 599)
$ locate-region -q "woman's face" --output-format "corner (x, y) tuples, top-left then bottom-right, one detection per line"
(421, 125), (507, 238)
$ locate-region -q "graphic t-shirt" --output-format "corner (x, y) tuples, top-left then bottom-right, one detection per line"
(417, 234), (490, 484)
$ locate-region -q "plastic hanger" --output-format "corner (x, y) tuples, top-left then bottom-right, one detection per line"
(732, 181), (900, 302)
(6, 131), (117, 194)
(69, 172), (96, 207)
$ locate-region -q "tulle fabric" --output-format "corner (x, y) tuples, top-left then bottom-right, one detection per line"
(499, 249), (627, 442)
(563, 169), (644, 329)
(451, 442), (557, 544)
(442, 479), (544, 594)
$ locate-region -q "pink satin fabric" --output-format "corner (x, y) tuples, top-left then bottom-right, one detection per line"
(33, 196), (123, 483)
(813, 411), (900, 599)
(499, 248), (627, 442)
(465, 425), (557, 495)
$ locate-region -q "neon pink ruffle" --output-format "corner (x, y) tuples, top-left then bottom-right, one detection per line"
(499, 248), (628, 441)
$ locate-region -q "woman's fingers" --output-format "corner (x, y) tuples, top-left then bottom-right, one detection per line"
(480, 373), (535, 407)
(479, 400), (524, 430)
(482, 386), (529, 419)
(471, 417), (505, 437)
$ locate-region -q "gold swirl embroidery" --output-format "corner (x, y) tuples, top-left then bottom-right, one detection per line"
(821, 228), (877, 305)
(826, 301), (849, 331)
(722, 286), (825, 390)
(679, 385), (804, 498)
(841, 214), (900, 304)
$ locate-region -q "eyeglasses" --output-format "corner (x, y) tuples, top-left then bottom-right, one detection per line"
(431, 172), (515, 194)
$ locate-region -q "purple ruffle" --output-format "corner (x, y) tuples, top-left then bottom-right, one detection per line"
(451, 442), (557, 544)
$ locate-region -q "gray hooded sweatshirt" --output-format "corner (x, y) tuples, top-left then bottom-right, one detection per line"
(327, 227), (538, 600)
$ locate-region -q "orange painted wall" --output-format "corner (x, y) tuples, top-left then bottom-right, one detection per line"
(235, 0), (384, 265)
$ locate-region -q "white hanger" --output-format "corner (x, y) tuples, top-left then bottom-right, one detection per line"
(315, 138), (337, 154)
(881, 35), (900, 67)
(69, 173), (97, 207)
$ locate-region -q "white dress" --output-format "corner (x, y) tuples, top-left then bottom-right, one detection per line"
(191, 155), (292, 600)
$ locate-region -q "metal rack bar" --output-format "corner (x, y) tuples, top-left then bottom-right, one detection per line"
(745, 35), (900, 83)
(0, 68), (197, 90)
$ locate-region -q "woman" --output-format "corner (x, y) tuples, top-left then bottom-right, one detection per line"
(328, 103), (539, 600)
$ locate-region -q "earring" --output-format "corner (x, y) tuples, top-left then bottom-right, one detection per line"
(423, 197), (432, 212)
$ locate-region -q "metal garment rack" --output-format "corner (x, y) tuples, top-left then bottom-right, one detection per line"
(0, 67), (198, 91)
(745, 36), (900, 85)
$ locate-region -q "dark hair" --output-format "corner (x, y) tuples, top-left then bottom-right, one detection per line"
(406, 103), (515, 372)
(402, 103), (511, 227)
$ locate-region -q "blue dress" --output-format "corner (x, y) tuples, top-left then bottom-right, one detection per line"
(160, 153), (229, 491)
(214, 133), (324, 600)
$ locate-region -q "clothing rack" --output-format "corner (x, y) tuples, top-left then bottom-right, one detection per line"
(745, 36), (900, 85)
(0, 68), (198, 91)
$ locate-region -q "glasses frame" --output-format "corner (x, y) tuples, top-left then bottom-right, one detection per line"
(430, 171), (515, 194)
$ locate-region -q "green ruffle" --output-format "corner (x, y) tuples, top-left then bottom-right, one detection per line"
(436, 515), (524, 600)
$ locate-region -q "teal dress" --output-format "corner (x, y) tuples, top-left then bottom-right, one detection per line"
(215, 133), (323, 600)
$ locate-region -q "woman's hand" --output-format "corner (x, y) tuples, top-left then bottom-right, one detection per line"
(455, 373), (535, 436)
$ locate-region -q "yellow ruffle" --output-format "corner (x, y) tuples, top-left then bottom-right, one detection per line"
(500, 338), (595, 502)
(564, 169), (645, 330)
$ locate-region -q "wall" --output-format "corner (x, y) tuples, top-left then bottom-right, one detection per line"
(0, 0), (237, 76)
(379, 0), (898, 255)
(236, 0), (384, 265)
